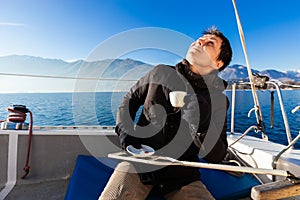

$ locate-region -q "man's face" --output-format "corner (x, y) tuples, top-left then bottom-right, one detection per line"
(186, 34), (224, 75)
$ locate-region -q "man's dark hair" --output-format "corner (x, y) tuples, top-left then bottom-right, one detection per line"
(202, 26), (232, 71)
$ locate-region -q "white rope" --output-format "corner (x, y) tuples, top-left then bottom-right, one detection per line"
(229, 125), (258, 147)
(231, 0), (265, 132)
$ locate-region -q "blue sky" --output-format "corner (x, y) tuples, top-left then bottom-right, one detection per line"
(0, 0), (300, 71)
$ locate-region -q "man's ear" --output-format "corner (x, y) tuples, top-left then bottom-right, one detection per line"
(216, 60), (224, 70)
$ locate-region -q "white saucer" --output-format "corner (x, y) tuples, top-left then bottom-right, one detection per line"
(126, 144), (155, 157)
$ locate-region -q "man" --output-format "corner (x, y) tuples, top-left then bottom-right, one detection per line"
(99, 26), (232, 200)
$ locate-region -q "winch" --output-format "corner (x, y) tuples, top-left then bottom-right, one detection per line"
(0, 104), (33, 178)
(0, 105), (30, 130)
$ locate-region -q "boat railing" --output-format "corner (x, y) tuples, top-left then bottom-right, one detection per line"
(230, 80), (297, 148)
(272, 132), (300, 180)
(266, 81), (292, 145)
(271, 105), (300, 179)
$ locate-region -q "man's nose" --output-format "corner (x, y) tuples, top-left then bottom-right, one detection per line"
(197, 39), (203, 46)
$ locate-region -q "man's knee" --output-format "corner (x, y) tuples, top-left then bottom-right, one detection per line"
(115, 161), (136, 173)
(164, 181), (215, 200)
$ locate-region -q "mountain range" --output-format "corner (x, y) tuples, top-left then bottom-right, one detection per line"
(0, 55), (153, 92)
(220, 64), (300, 83)
(0, 55), (299, 92)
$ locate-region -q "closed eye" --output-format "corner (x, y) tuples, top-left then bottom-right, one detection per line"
(207, 41), (214, 45)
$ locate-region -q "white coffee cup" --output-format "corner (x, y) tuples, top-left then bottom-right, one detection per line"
(169, 91), (187, 107)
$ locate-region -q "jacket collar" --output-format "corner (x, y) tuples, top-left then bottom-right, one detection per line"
(175, 59), (228, 90)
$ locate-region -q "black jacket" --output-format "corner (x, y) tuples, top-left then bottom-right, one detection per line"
(115, 59), (229, 194)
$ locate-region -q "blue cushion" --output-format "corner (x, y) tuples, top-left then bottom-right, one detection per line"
(65, 155), (165, 200)
(65, 155), (260, 200)
(200, 167), (260, 199)
(65, 155), (117, 200)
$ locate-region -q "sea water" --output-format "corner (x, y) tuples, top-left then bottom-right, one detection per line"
(0, 90), (299, 149)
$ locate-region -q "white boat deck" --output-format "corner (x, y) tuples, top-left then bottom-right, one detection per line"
(228, 132), (300, 181)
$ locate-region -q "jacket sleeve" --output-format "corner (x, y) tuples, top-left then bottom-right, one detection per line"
(181, 94), (201, 143)
(200, 118), (228, 163)
(115, 71), (150, 149)
(182, 93), (229, 163)
(201, 95), (229, 163)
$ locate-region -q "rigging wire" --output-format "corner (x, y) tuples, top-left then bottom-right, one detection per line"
(0, 72), (137, 82)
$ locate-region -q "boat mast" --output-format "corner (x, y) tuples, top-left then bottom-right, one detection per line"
(231, 0), (267, 139)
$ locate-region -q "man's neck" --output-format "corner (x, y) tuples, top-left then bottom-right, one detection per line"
(190, 64), (214, 75)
